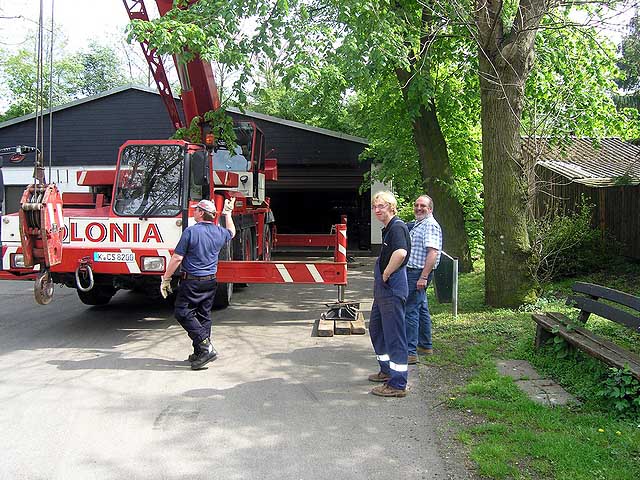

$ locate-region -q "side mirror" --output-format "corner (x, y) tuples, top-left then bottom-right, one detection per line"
(190, 150), (207, 186)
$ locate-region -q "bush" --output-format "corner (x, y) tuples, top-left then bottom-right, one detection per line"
(529, 201), (620, 283)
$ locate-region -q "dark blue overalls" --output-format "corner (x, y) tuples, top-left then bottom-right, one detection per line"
(369, 218), (410, 390)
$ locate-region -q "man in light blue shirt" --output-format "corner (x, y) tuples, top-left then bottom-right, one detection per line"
(405, 195), (442, 364)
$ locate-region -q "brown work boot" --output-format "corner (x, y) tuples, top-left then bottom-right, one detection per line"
(417, 346), (433, 355)
(371, 383), (407, 397)
(408, 355), (418, 365)
(368, 371), (391, 383)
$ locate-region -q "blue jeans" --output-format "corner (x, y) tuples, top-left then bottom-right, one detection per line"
(405, 269), (433, 355)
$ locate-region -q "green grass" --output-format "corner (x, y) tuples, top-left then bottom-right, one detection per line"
(426, 261), (640, 479)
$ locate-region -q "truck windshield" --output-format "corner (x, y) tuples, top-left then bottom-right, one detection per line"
(114, 144), (184, 217)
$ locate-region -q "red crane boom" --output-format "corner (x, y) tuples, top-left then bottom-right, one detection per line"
(122, 0), (221, 129)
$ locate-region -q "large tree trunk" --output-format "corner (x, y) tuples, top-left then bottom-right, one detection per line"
(413, 99), (473, 273)
(479, 57), (532, 306)
(476, 0), (548, 306)
(388, 4), (473, 273)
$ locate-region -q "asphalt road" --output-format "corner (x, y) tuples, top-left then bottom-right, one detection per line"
(0, 257), (450, 480)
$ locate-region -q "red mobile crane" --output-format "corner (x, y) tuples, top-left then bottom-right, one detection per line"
(0, 0), (348, 310)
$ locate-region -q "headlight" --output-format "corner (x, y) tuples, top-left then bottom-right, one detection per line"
(141, 256), (165, 272)
(11, 254), (26, 268)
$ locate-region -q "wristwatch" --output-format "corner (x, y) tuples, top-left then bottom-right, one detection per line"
(420, 276), (429, 280)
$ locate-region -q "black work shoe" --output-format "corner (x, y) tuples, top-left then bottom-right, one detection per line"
(190, 338), (218, 370)
(187, 351), (198, 362)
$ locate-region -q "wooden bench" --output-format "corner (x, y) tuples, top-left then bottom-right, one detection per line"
(532, 282), (640, 381)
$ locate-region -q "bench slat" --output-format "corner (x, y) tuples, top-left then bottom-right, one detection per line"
(572, 282), (640, 312)
(546, 313), (640, 365)
(532, 313), (640, 380)
(567, 296), (640, 332)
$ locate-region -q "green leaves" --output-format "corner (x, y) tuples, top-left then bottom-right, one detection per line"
(524, 19), (639, 141)
(617, 11), (640, 94)
(598, 366), (640, 416)
(0, 41), (128, 121)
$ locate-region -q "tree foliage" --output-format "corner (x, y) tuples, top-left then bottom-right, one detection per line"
(128, 0), (637, 305)
(74, 42), (128, 97)
(617, 8), (640, 94)
(0, 40), (128, 121)
(525, 19), (638, 140)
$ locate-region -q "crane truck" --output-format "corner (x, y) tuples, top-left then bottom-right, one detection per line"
(0, 0), (349, 310)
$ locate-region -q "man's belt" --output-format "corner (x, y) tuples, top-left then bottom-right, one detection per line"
(180, 273), (216, 281)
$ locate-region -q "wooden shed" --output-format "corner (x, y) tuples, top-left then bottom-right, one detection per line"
(525, 137), (640, 259)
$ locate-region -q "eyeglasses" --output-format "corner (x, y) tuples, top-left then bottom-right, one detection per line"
(372, 203), (389, 210)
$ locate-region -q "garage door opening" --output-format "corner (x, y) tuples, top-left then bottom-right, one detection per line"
(269, 189), (370, 251)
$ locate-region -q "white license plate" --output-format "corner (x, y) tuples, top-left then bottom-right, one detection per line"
(93, 252), (135, 263)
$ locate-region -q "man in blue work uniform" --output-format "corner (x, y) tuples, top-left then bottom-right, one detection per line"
(405, 195), (442, 364)
(368, 191), (411, 397)
(160, 197), (236, 370)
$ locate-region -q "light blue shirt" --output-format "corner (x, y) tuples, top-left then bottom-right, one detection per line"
(407, 214), (442, 270)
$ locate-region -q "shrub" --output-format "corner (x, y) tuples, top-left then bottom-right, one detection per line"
(528, 200), (620, 283)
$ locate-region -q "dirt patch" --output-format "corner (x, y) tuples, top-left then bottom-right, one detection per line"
(416, 362), (484, 479)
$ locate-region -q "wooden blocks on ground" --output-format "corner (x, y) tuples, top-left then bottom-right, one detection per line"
(317, 315), (335, 337)
(349, 311), (366, 334)
(316, 303), (366, 336)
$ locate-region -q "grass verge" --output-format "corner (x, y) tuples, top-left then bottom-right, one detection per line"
(425, 261), (640, 479)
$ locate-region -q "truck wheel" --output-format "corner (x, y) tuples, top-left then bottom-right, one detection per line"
(77, 286), (116, 306)
(244, 228), (256, 260)
(234, 228), (255, 290)
(213, 241), (232, 308)
(262, 223), (273, 261)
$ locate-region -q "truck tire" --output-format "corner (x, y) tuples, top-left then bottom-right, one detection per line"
(234, 228), (256, 290)
(77, 286), (116, 306)
(243, 227), (256, 261)
(213, 241), (232, 308)
(262, 223), (273, 261)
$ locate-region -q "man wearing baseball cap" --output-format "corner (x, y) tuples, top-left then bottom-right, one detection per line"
(160, 197), (236, 370)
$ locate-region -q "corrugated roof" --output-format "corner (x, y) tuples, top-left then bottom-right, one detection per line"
(0, 85), (368, 145)
(523, 137), (640, 187)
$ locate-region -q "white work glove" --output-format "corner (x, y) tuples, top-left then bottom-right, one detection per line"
(160, 277), (173, 299)
(222, 197), (236, 215)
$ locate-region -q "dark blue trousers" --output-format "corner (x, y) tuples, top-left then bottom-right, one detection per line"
(174, 278), (217, 348)
(369, 262), (408, 390)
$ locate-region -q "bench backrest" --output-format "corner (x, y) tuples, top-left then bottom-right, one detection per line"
(567, 282), (640, 333)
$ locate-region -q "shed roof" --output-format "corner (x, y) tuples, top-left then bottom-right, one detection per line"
(523, 137), (640, 187)
(0, 85), (368, 145)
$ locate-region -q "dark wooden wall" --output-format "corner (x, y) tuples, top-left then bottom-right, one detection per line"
(0, 89), (177, 166)
(535, 166), (640, 259)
